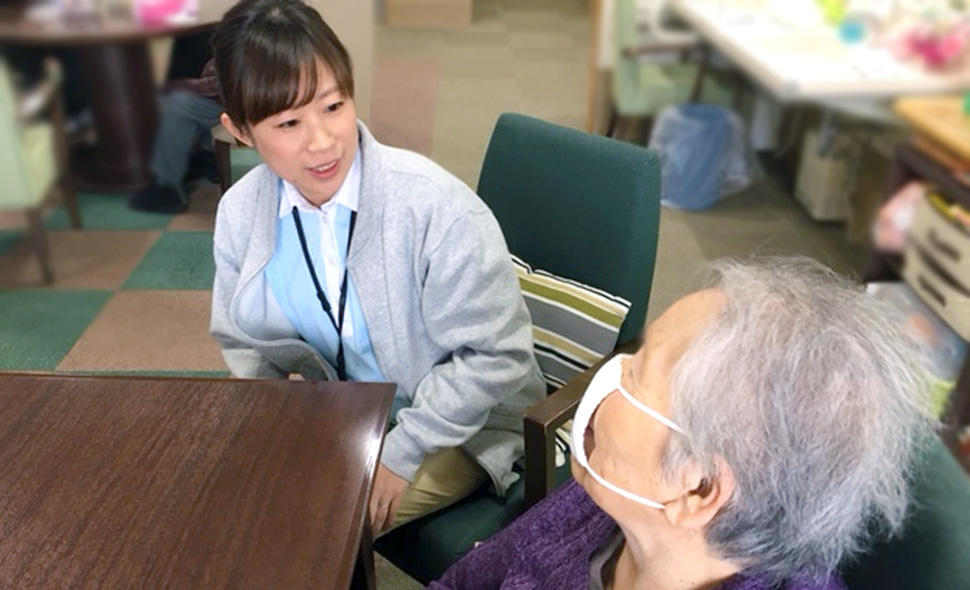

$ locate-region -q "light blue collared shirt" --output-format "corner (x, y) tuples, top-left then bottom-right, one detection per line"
(262, 152), (385, 383)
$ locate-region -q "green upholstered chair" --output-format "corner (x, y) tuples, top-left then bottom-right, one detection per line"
(841, 438), (970, 590)
(0, 56), (80, 284)
(374, 113), (663, 583)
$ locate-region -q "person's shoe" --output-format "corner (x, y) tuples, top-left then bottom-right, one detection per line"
(128, 183), (187, 214)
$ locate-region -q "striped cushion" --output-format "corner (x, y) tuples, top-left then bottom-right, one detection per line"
(512, 255), (631, 390)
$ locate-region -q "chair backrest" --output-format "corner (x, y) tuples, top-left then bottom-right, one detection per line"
(841, 439), (970, 590)
(0, 56), (41, 210)
(477, 113), (661, 345)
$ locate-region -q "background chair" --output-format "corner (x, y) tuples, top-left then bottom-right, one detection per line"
(375, 112), (663, 583)
(0, 56), (80, 284)
(609, 0), (735, 141)
(212, 124), (263, 195)
(841, 438), (970, 590)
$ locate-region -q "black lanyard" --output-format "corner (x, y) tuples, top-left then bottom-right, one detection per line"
(290, 205), (358, 381)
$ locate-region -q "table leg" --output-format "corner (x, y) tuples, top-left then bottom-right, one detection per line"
(689, 45), (710, 103)
(350, 524), (376, 590)
(76, 41), (159, 193)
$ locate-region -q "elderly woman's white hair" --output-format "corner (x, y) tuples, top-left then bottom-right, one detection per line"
(662, 256), (936, 584)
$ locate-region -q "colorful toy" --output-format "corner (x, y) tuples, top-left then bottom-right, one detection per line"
(133, 0), (186, 25)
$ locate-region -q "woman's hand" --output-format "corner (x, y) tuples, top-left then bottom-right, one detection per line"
(370, 463), (409, 535)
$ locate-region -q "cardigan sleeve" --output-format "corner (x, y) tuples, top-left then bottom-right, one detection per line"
(379, 207), (543, 483)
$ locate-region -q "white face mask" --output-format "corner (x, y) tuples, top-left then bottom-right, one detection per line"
(570, 354), (686, 509)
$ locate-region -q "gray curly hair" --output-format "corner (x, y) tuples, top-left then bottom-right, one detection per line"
(662, 256), (936, 584)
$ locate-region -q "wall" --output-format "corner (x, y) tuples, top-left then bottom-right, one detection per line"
(308, 0), (375, 122)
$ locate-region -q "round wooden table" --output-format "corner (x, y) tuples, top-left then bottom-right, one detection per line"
(0, 16), (217, 192)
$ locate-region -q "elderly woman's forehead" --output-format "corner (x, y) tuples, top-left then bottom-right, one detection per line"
(635, 288), (726, 379)
(648, 288), (725, 336)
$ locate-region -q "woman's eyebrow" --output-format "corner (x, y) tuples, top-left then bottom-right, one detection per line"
(317, 86), (339, 99)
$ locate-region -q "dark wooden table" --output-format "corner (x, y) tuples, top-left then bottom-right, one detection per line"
(0, 373), (394, 589)
(0, 14), (218, 192)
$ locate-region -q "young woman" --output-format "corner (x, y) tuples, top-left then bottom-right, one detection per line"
(208, 0), (545, 535)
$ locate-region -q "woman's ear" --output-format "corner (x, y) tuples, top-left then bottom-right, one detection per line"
(220, 113), (253, 148)
(662, 457), (735, 530)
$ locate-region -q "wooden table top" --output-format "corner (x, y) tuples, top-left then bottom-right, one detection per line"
(895, 96), (970, 164)
(0, 374), (394, 589)
(0, 12), (217, 46)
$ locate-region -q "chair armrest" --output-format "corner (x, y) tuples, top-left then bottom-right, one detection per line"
(17, 59), (61, 125)
(622, 39), (700, 58)
(523, 339), (641, 507)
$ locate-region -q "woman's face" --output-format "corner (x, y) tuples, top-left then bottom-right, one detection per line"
(571, 289), (724, 523)
(227, 59), (359, 207)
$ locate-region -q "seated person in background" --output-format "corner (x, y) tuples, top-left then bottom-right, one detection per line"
(208, 0), (545, 536)
(128, 57), (223, 213)
(432, 256), (936, 590)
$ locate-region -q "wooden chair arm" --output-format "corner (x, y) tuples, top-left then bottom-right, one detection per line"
(622, 39), (699, 58)
(17, 59), (61, 125)
(523, 339), (641, 507)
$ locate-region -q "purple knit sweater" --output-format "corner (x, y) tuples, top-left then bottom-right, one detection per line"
(429, 480), (847, 590)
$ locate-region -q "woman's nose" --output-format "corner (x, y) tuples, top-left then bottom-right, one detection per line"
(307, 120), (335, 151)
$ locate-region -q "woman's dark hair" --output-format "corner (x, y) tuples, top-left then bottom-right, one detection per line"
(211, 0), (354, 128)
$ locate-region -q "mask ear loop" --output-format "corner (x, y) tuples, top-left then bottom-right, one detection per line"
(615, 382), (685, 435)
(583, 464), (668, 509)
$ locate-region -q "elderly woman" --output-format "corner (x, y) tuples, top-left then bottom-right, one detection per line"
(430, 257), (935, 590)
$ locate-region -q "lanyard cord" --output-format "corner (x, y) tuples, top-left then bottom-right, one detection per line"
(290, 205), (358, 381)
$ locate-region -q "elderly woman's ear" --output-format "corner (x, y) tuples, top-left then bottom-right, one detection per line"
(663, 458), (736, 530)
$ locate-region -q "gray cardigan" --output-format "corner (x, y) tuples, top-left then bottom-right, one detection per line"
(209, 122), (546, 494)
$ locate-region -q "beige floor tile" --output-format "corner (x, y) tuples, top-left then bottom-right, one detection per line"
(517, 76), (587, 101)
(520, 96), (588, 117)
(0, 211), (26, 231)
(440, 57), (518, 80)
(0, 230), (160, 290)
(371, 59), (441, 155)
(513, 60), (587, 83)
(502, 8), (564, 25)
(442, 30), (510, 46)
(507, 31), (576, 48)
(58, 290), (227, 372)
(439, 44), (515, 63)
(510, 44), (590, 63)
(437, 77), (519, 101)
(167, 186), (220, 232)
(376, 28), (445, 60)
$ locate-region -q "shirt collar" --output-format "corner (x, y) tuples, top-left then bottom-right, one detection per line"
(278, 147), (361, 219)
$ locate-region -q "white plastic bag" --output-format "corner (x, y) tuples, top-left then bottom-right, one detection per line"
(649, 104), (762, 210)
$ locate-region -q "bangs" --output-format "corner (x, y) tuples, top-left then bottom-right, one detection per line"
(237, 34), (321, 125)
(213, 0), (356, 128)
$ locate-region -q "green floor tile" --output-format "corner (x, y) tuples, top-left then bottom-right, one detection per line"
(0, 231), (25, 258)
(123, 231), (215, 290)
(0, 290), (112, 371)
(46, 192), (174, 230)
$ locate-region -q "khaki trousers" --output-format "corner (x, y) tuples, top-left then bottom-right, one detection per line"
(389, 446), (489, 530)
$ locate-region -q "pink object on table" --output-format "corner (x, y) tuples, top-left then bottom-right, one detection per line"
(134, 0), (186, 25)
(904, 22), (969, 70)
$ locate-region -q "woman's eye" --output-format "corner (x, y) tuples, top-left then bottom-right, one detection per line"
(278, 120), (299, 129)
(325, 101), (344, 113)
